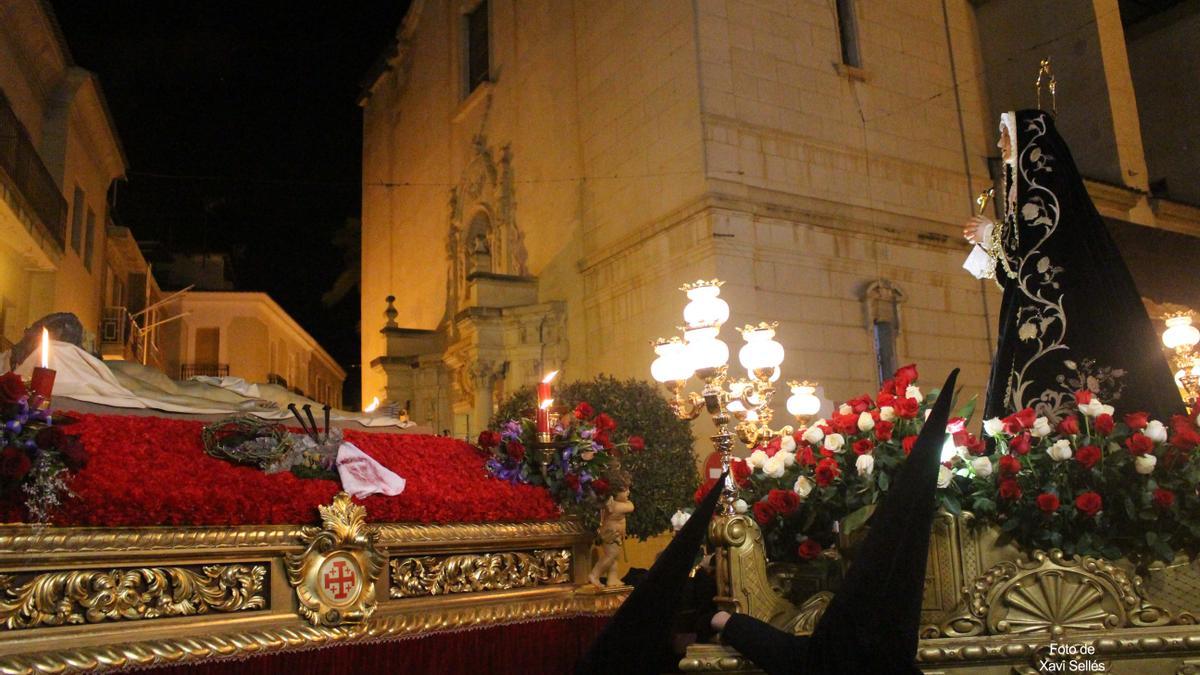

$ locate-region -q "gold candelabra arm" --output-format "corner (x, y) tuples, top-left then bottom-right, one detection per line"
(664, 383), (706, 421)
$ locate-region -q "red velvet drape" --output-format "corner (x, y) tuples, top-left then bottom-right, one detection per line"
(143, 616), (609, 675)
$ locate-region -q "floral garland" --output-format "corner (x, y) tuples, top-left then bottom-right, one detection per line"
(732, 362), (1200, 566)
(479, 402), (644, 530)
(0, 372), (87, 522)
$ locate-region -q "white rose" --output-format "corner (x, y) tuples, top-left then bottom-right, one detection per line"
(970, 455), (993, 478)
(905, 385), (922, 401)
(1145, 420), (1168, 443)
(1046, 439), (1073, 462)
(733, 499), (748, 514)
(856, 453), (875, 477)
(1030, 416), (1053, 438)
(802, 424), (825, 445)
(937, 464), (953, 488)
(763, 454), (786, 478)
(780, 450), (796, 467)
(824, 433), (845, 453)
(747, 449), (769, 469)
(879, 406), (896, 422)
(983, 417), (1005, 436)
(779, 435), (797, 453)
(1078, 398), (1115, 418)
(793, 475), (813, 498)
(839, 404), (853, 415)
(1135, 454), (1157, 475)
(670, 509), (691, 531)
(857, 411), (875, 432)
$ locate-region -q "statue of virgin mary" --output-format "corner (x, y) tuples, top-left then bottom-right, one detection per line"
(964, 109), (1184, 422)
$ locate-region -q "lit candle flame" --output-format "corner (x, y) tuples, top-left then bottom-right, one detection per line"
(364, 396), (380, 413)
(542, 370), (559, 384)
(40, 328), (49, 369)
(539, 398), (554, 410)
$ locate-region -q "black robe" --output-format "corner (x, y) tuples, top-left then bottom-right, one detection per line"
(984, 109), (1183, 422)
(577, 369), (960, 675)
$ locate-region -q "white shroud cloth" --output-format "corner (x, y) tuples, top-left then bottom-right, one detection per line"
(12, 341), (411, 428)
(336, 442), (406, 498)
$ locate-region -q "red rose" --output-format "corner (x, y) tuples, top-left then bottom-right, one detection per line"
(506, 439), (526, 461)
(1124, 412), (1150, 431)
(895, 398), (920, 419)
(764, 436), (783, 457)
(1036, 492), (1060, 513)
(752, 500), (776, 525)
(902, 436), (917, 456)
(893, 363), (919, 386)
(797, 539), (823, 560)
(999, 454), (1022, 476)
(477, 430), (501, 449)
(1057, 416), (1080, 435)
(1074, 491), (1102, 517)
(1002, 408), (1036, 434)
(1153, 488), (1176, 509)
(1171, 428), (1200, 451)
(60, 437), (87, 472)
(593, 413), (617, 432)
(592, 478), (610, 495)
(1094, 414), (1114, 436)
(627, 435), (645, 452)
(957, 431), (985, 456)
(877, 392), (896, 407)
(814, 458), (840, 486)
(564, 473), (581, 491)
(847, 394), (873, 414)
(1009, 433), (1032, 455)
(1075, 445), (1101, 470)
(852, 439), (874, 455)
(694, 478), (718, 505)
(1074, 390), (1093, 405)
(766, 489), (801, 515)
(1172, 414), (1196, 435)
(1125, 433), (1154, 456)
(594, 430), (613, 449)
(0, 372), (27, 404)
(573, 402), (595, 420)
(731, 459), (751, 487)
(796, 445), (815, 467)
(998, 479), (1022, 501)
(0, 447), (31, 480)
(830, 413), (858, 435)
(874, 420), (894, 442)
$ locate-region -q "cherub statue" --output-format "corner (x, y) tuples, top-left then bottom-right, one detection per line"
(589, 470), (635, 588)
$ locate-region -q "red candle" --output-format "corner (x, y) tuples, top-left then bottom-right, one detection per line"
(30, 328), (55, 403)
(536, 371), (558, 436)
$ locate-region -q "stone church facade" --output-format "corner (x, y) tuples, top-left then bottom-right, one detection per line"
(359, 0), (1200, 439)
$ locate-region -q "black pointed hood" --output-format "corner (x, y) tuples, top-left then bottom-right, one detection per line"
(575, 473), (726, 675)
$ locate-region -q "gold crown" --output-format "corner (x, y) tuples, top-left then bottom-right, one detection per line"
(737, 321), (778, 335)
(678, 279), (724, 292)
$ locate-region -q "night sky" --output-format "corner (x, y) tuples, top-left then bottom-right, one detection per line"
(50, 1), (412, 407)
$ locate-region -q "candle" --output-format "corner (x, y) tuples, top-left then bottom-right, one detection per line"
(30, 328), (56, 404)
(536, 371), (558, 437)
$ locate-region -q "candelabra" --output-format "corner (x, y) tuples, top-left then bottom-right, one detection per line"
(1162, 312), (1200, 411)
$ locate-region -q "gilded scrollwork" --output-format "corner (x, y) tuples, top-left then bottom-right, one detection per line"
(0, 564), (265, 630)
(389, 549), (571, 598)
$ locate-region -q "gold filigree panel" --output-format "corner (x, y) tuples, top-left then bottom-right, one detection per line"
(389, 549), (571, 598)
(0, 564), (266, 630)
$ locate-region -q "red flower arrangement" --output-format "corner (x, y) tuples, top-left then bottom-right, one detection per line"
(0, 413), (558, 527)
(0, 371), (87, 522)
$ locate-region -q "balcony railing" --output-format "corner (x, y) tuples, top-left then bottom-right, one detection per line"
(180, 363), (229, 379)
(0, 89), (67, 249)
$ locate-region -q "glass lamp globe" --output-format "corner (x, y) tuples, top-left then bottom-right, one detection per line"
(685, 334), (729, 371)
(739, 325), (784, 379)
(683, 284), (730, 329)
(786, 382), (821, 418)
(651, 340), (693, 383)
(1163, 314), (1200, 350)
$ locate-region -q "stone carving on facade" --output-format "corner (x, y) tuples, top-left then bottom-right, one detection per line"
(446, 135), (528, 321)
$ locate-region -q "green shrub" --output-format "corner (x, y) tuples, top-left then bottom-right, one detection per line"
(493, 376), (698, 540)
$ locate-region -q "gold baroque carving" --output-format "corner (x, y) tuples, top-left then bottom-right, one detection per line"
(939, 549), (1173, 639)
(0, 564), (265, 630)
(285, 493), (384, 628)
(783, 591), (832, 636)
(389, 549), (571, 598)
(0, 590), (626, 675)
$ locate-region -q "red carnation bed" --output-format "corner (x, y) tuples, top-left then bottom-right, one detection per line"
(0, 413), (560, 526)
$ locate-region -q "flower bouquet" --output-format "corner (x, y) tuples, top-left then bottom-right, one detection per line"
(0, 371), (87, 522)
(479, 402), (644, 530)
